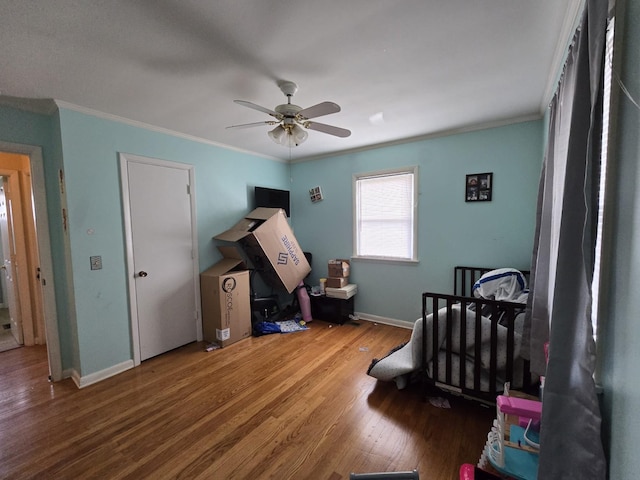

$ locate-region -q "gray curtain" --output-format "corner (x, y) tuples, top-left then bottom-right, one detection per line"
(525, 0), (608, 478)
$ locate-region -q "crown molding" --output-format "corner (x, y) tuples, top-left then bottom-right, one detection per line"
(53, 100), (284, 163)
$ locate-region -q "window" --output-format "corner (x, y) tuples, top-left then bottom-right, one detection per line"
(591, 16), (615, 345)
(353, 166), (418, 261)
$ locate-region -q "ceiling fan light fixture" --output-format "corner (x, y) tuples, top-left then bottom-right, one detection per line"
(291, 124), (308, 145)
(231, 81), (350, 148)
(268, 124), (308, 147)
(268, 125), (286, 143)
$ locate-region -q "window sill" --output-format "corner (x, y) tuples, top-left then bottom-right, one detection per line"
(350, 255), (419, 266)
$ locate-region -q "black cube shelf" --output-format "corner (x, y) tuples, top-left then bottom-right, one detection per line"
(310, 295), (355, 324)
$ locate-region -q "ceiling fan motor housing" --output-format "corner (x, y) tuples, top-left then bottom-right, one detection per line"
(278, 80), (298, 98)
(275, 103), (302, 121)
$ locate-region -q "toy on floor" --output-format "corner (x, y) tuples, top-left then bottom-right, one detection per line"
(480, 393), (541, 480)
(459, 464), (502, 479)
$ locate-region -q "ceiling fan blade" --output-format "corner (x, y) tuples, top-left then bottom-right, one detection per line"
(226, 121), (277, 129)
(234, 100), (280, 118)
(297, 101), (341, 120)
(306, 121), (351, 138)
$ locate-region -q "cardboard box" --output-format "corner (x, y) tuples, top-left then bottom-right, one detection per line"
(326, 276), (349, 288)
(328, 259), (350, 277)
(214, 208), (311, 293)
(200, 246), (252, 347)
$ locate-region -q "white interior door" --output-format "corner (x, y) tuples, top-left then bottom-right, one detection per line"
(123, 156), (199, 362)
(0, 179), (23, 344)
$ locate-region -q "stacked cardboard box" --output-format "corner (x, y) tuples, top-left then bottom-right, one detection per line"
(214, 208), (311, 293)
(200, 246), (252, 347)
(326, 259), (350, 288)
(205, 208), (311, 347)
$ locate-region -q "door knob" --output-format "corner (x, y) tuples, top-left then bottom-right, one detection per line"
(138, 271), (148, 277)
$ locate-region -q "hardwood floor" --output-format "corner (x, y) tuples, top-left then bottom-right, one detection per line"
(0, 320), (494, 479)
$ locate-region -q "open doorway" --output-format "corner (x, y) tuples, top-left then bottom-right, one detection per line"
(0, 174), (24, 352)
(0, 143), (61, 380)
(0, 155), (41, 353)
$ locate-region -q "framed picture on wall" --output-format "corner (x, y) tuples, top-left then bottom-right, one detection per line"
(466, 172), (492, 202)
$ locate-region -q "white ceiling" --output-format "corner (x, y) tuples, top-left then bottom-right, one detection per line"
(0, 0), (583, 162)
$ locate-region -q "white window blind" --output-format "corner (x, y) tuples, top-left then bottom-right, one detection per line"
(354, 168), (417, 260)
(592, 16), (615, 345)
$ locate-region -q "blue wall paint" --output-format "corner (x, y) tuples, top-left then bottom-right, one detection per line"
(56, 108), (288, 376)
(0, 104), (542, 376)
(291, 120), (543, 322)
(0, 106), (75, 368)
(600, 0), (640, 477)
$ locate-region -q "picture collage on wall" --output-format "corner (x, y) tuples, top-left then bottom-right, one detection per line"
(465, 172), (493, 202)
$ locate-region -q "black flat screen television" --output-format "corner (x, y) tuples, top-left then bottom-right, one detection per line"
(254, 186), (290, 217)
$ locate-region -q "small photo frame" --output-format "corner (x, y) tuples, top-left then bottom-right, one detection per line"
(466, 172), (492, 202)
(309, 186), (323, 203)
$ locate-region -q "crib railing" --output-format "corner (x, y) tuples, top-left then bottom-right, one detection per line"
(421, 291), (534, 404)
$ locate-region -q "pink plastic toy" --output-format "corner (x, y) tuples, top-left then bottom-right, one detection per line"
(497, 396), (542, 421)
(296, 280), (312, 322)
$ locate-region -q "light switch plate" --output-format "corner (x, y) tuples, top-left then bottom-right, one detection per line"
(90, 256), (102, 270)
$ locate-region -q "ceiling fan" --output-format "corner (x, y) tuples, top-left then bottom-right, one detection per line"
(226, 81), (351, 147)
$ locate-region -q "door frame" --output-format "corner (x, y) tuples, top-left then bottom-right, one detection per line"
(0, 171), (27, 345)
(119, 153), (201, 366)
(0, 141), (61, 381)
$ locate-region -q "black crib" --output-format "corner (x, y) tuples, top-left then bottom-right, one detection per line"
(421, 266), (535, 404)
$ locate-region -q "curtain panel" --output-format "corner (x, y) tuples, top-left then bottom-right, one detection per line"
(525, 0), (609, 477)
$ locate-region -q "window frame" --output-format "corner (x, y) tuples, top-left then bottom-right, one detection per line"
(352, 166), (419, 263)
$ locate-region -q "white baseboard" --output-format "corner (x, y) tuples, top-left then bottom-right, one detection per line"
(354, 311), (415, 330)
(70, 359), (135, 389)
(60, 315), (410, 389)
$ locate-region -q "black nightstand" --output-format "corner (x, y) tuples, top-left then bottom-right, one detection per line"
(310, 295), (355, 324)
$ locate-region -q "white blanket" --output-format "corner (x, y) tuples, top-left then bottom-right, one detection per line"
(368, 305), (523, 388)
(367, 268), (528, 390)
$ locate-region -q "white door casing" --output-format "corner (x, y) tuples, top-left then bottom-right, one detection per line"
(120, 153), (201, 364)
(0, 142), (60, 381)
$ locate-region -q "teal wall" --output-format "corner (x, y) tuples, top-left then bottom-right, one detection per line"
(0, 106), (543, 377)
(0, 105), (74, 367)
(56, 107), (289, 376)
(600, 0), (640, 477)
(2, 7), (637, 474)
(291, 120), (543, 323)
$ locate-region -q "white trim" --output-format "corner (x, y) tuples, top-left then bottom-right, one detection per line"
(0, 96), (57, 115)
(72, 359), (135, 389)
(54, 100), (285, 163)
(540, 0), (587, 111)
(189, 167), (203, 343)
(52, 99), (542, 167)
(351, 255), (420, 265)
(353, 166), (419, 262)
(0, 141), (62, 381)
(355, 311), (414, 330)
(119, 153), (201, 367)
(119, 156), (139, 365)
(291, 113), (542, 164)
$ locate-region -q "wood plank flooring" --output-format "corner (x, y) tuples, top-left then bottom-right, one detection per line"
(0, 320), (494, 479)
